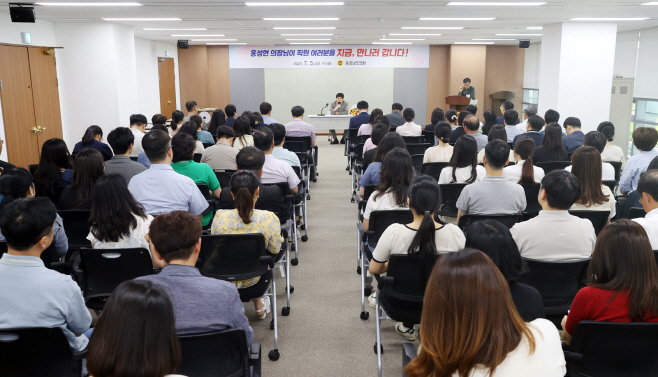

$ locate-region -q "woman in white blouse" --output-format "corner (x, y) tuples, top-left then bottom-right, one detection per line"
(597, 121), (626, 169)
(438, 135), (486, 184)
(423, 121), (454, 163)
(504, 136), (545, 184)
(404, 249), (565, 377)
(569, 146), (616, 219)
(232, 116), (254, 149)
(395, 108), (423, 136)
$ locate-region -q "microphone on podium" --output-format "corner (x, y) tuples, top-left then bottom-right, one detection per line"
(319, 103), (329, 116)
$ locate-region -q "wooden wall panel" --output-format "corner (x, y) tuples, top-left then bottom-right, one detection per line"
(178, 46), (209, 109)
(426, 45), (450, 124)
(28, 47), (64, 153)
(449, 45), (487, 115)
(484, 45), (525, 114)
(206, 46), (231, 108)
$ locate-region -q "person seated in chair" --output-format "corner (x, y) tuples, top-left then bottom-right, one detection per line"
(565, 131), (615, 181)
(569, 146), (616, 219)
(633, 170), (658, 249)
(620, 127), (658, 194)
(284, 106), (316, 146)
(395, 108), (422, 137)
(137, 211), (253, 342)
(105, 127), (147, 185)
(363, 116), (390, 154)
(503, 137), (545, 184)
(562, 116), (585, 154)
(269, 123), (301, 168)
(363, 123), (390, 170)
(201, 125), (239, 171)
(423, 121), (453, 163)
(504, 109), (523, 143)
(513, 114), (544, 147)
(510, 170), (595, 261)
(253, 128), (299, 195)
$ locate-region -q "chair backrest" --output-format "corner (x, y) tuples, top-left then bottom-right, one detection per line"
(354, 143), (365, 162)
(421, 162), (449, 180)
(0, 327), (77, 377)
(569, 210), (610, 235)
(362, 184), (377, 201)
(521, 183), (542, 214)
(28, 164), (39, 177)
(382, 254), (437, 302)
(411, 154), (424, 174)
(53, 186), (68, 209)
(193, 153), (202, 163)
(57, 210), (92, 247)
(422, 130), (435, 145)
(282, 140), (305, 154)
(357, 135), (370, 145)
(609, 161), (622, 181)
(569, 321), (658, 377)
(535, 161), (571, 174)
(197, 183), (211, 199)
(80, 247), (154, 301)
(177, 328), (250, 377)
(629, 207), (646, 219)
(347, 128), (359, 144)
(405, 143), (431, 156)
(196, 234), (271, 281)
(285, 136), (312, 152)
(129, 156), (138, 162)
(520, 257), (590, 316)
(214, 169), (237, 189)
(458, 214), (523, 230)
(438, 183), (468, 216)
(602, 180), (617, 194)
(202, 142), (215, 149)
(402, 136), (425, 144)
(367, 209), (414, 248)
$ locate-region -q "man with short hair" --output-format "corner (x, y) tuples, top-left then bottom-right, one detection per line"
(329, 93), (349, 144)
(562, 117), (585, 153)
(634, 170), (658, 249)
(510, 170), (596, 261)
(456, 140), (526, 223)
(385, 103), (405, 129)
(184, 100), (200, 123)
(0, 198), (92, 351)
(284, 106), (316, 146)
(129, 113), (148, 156)
(463, 115), (488, 152)
(349, 100), (370, 129)
(225, 104), (237, 127)
(129, 130), (209, 222)
(457, 77), (475, 99)
(270, 123), (301, 168)
(253, 128), (299, 194)
(152, 113), (167, 126)
(504, 109), (523, 143)
(497, 101), (519, 125)
(105, 127), (147, 184)
(513, 115), (544, 146)
(260, 102), (277, 125)
(201, 125), (239, 170)
(541, 109), (563, 136)
(137, 211), (254, 341)
(516, 105), (537, 133)
(620, 127), (658, 194)
(564, 131), (615, 181)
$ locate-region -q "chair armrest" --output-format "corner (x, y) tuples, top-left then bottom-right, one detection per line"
(49, 262), (71, 275)
(402, 342), (417, 368)
(363, 230), (374, 243)
(260, 255), (274, 268)
(563, 350), (583, 364)
(378, 275), (393, 290)
(72, 348), (87, 361)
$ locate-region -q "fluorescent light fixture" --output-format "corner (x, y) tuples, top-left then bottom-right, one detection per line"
(264, 17), (339, 20)
(380, 38), (425, 41)
(206, 43), (247, 45)
(447, 2), (545, 5)
(419, 17), (495, 20)
(191, 39), (238, 41)
(285, 38), (329, 40)
(247, 1), (343, 5)
(289, 42), (330, 44)
(273, 27), (336, 29)
(281, 33), (333, 36)
(642, 2), (658, 4)
(571, 17), (649, 21)
(103, 18), (181, 21)
(526, 26), (543, 29)
(473, 38), (515, 40)
(143, 28), (207, 31)
(401, 27), (464, 30)
(37, 2), (141, 5)
(389, 33), (442, 36)
(172, 34), (226, 37)
(372, 42), (412, 45)
(496, 33), (541, 36)
(455, 42), (494, 44)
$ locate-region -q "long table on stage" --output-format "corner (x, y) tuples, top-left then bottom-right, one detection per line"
(308, 114), (352, 133)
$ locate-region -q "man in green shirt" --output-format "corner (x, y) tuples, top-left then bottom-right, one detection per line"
(457, 77), (475, 99)
(170, 133), (221, 227)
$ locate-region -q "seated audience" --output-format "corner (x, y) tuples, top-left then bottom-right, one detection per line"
(445, 109), (459, 131)
(569, 146), (616, 218)
(511, 170), (595, 261)
(513, 114), (544, 146)
(438, 135), (485, 184)
(404, 249), (565, 377)
(241, 111), (258, 134)
(201, 125), (239, 170)
(190, 114), (215, 145)
(260, 102), (277, 125)
(0, 198), (91, 351)
(504, 137), (545, 184)
(129, 113), (147, 157)
(423, 107), (444, 133)
(33, 138), (74, 201)
(562, 116), (585, 153)
(465, 220), (545, 322)
(207, 108), (227, 137)
(633, 170), (658, 249)
(477, 125), (515, 164)
(463, 115), (488, 152)
(225, 104), (237, 127)
(449, 111), (471, 144)
(269, 123), (301, 168)
(395, 108), (422, 136)
(0, 168), (68, 258)
(254, 111), (265, 127)
(457, 140), (526, 223)
(59, 149), (104, 210)
(363, 116), (389, 154)
(349, 101), (370, 130)
(178, 121), (205, 154)
(359, 132), (405, 197)
(137, 211), (253, 340)
(533, 123), (569, 163)
(504, 109), (523, 142)
(516, 104), (537, 133)
(562, 220), (658, 345)
(169, 109), (184, 137)
(370, 175), (466, 341)
(597, 121), (626, 168)
(565, 131), (615, 181)
(105, 127), (147, 184)
(465, 104), (483, 129)
(358, 108), (384, 137)
(211, 171), (283, 318)
(233, 116), (255, 149)
(136, 124), (169, 169)
(544, 109), (561, 131)
(129, 130), (209, 220)
(385, 102), (404, 129)
(254, 127), (299, 194)
(363, 148), (414, 232)
(184, 99), (200, 122)
(497, 100), (520, 125)
(86, 280), (181, 377)
(152, 113), (167, 127)
(284, 106), (317, 145)
(363, 123), (389, 169)
(620, 127), (658, 194)
(423, 121), (453, 163)
(481, 110), (497, 135)
(72, 125), (113, 161)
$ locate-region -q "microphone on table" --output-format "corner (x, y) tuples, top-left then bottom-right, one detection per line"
(319, 103), (329, 116)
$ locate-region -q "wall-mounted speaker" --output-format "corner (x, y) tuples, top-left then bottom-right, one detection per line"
(177, 40), (189, 49)
(9, 3), (35, 23)
(519, 40), (530, 48)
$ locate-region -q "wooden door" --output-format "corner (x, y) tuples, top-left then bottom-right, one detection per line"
(0, 45), (38, 168)
(158, 57), (176, 116)
(28, 47), (64, 153)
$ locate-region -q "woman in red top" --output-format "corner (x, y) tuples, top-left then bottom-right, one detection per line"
(562, 219), (658, 345)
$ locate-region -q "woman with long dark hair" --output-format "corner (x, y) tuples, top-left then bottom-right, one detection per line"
(359, 132), (406, 198)
(423, 121), (453, 163)
(369, 175), (466, 340)
(569, 146), (616, 218)
(405, 249), (565, 377)
(439, 135), (485, 184)
(478, 124), (516, 164)
(465, 220), (545, 322)
(562, 220), (658, 345)
(424, 107), (445, 132)
(232, 116), (254, 149)
(179, 121), (205, 153)
(534, 122), (569, 163)
(504, 136), (545, 184)
(241, 111), (257, 134)
(211, 170), (283, 318)
(482, 110), (498, 135)
(59, 148), (104, 210)
(72, 125), (113, 161)
(208, 109), (227, 137)
(358, 108), (384, 137)
(86, 280), (182, 377)
(33, 138), (74, 201)
(170, 110), (185, 137)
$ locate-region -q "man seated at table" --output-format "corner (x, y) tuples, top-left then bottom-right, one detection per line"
(329, 92), (349, 144)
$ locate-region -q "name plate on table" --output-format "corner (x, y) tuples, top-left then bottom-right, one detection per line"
(308, 115), (353, 130)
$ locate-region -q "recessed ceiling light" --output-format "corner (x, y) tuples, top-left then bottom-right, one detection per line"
(496, 33), (542, 36)
(143, 28), (207, 31)
(526, 26), (543, 29)
(380, 38), (425, 41)
(206, 43), (247, 45)
(191, 39), (237, 41)
(473, 38), (515, 40)
(264, 18), (339, 21)
(419, 17), (495, 20)
(171, 34), (226, 37)
(571, 17), (649, 21)
(281, 33), (334, 36)
(372, 42), (412, 45)
(37, 2), (141, 5)
(247, 2), (343, 5)
(289, 42), (330, 44)
(389, 33), (442, 36)
(455, 42), (494, 44)
(401, 27), (464, 30)
(103, 18), (181, 21)
(447, 2), (545, 5)
(273, 27), (336, 30)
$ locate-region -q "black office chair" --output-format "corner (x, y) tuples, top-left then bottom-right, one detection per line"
(214, 169), (237, 189)
(196, 183), (211, 199)
(129, 156), (138, 162)
(435, 183), (468, 218)
(193, 153), (202, 163)
(520, 257), (590, 327)
(629, 207), (646, 219)
(285, 136), (316, 181)
(177, 328), (261, 377)
(457, 213), (523, 231)
(28, 164), (39, 177)
(421, 162), (449, 181)
(522, 183), (542, 218)
(536, 161), (571, 174)
(411, 154), (424, 175)
(57, 210), (92, 248)
(196, 234), (281, 361)
(402, 136), (425, 144)
(569, 210), (610, 235)
(602, 180), (617, 194)
(421, 130), (435, 145)
(609, 161), (622, 181)
(202, 142), (215, 149)
(405, 143), (432, 156)
(0, 327), (86, 377)
(565, 321), (658, 377)
(80, 247), (155, 310)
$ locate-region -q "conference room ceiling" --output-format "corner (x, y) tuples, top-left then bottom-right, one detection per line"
(1, 1), (657, 45)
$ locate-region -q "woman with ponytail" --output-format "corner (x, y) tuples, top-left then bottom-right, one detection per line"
(72, 125), (113, 161)
(170, 110), (185, 137)
(445, 109), (459, 130)
(210, 170), (283, 320)
(504, 136), (545, 184)
(423, 121), (453, 163)
(369, 175), (465, 341)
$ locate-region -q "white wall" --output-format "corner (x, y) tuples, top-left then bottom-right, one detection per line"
(538, 23), (563, 113)
(134, 38), (181, 118)
(613, 30), (640, 79)
(523, 42), (541, 89)
(0, 12), (57, 46)
(634, 27), (658, 99)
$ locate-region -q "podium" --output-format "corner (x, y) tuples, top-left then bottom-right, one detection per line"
(445, 96), (472, 112)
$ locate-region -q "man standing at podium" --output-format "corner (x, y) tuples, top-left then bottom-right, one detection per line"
(329, 93), (349, 144)
(457, 77), (475, 99)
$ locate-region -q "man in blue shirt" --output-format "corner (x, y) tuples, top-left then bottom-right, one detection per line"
(349, 100), (370, 130)
(620, 127), (658, 194)
(562, 117), (585, 154)
(260, 102), (277, 125)
(225, 104), (237, 127)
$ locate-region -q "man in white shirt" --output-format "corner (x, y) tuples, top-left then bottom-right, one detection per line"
(253, 127), (299, 195)
(564, 131), (616, 181)
(129, 114), (147, 156)
(463, 115), (488, 152)
(633, 170), (658, 249)
(395, 108), (422, 136)
(504, 109), (523, 143)
(510, 170), (596, 261)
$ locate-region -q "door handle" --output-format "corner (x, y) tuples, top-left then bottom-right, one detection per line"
(168, 100), (172, 104)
